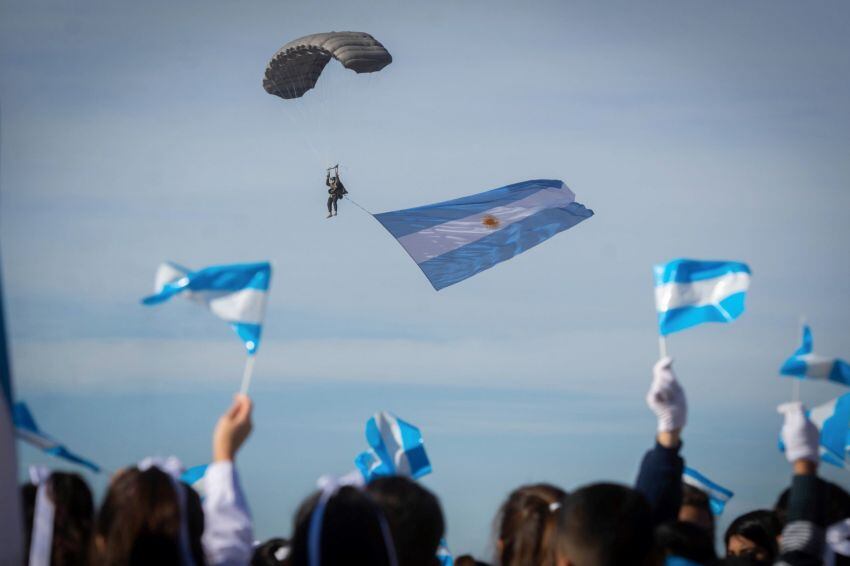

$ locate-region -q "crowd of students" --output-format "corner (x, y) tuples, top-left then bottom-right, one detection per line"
(17, 358), (850, 566)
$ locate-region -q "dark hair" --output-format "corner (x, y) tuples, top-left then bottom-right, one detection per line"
(724, 510), (780, 562)
(557, 483), (653, 566)
(95, 467), (205, 566)
(655, 521), (717, 564)
(680, 484), (716, 535)
(454, 556), (491, 566)
(252, 537), (291, 566)
(496, 483), (566, 566)
(290, 486), (394, 566)
(774, 478), (850, 528)
(21, 472), (95, 566)
(366, 476), (445, 566)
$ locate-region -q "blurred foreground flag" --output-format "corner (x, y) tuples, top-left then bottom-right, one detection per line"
(654, 259), (751, 336)
(374, 180), (593, 290)
(142, 262), (272, 355)
(780, 325), (850, 387)
(808, 393), (850, 467)
(181, 464), (208, 498)
(682, 467), (734, 515)
(13, 402), (100, 473)
(355, 412), (431, 482)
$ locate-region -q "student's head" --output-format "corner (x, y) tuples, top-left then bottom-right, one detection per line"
(95, 466), (205, 566)
(724, 510), (780, 564)
(495, 483), (566, 566)
(556, 483), (653, 566)
(366, 476), (445, 566)
(654, 521), (717, 564)
(290, 486), (395, 566)
(774, 478), (850, 528)
(678, 484), (715, 536)
(21, 472), (95, 566)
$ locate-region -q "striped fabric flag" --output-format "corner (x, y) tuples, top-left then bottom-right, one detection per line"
(355, 412), (431, 482)
(374, 179), (593, 290)
(654, 259), (751, 336)
(142, 262), (272, 354)
(780, 325), (850, 387)
(12, 402), (100, 473)
(682, 467), (734, 515)
(808, 393), (850, 467)
(180, 464), (208, 498)
(436, 539), (453, 566)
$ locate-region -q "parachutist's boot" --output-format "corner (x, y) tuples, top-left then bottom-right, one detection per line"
(326, 213), (333, 218)
(334, 211), (338, 216)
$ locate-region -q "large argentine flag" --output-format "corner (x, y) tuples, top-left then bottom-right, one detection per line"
(142, 262), (271, 355)
(374, 180), (593, 290)
(13, 402), (100, 473)
(682, 467), (734, 515)
(355, 412), (431, 482)
(780, 325), (850, 387)
(654, 259), (751, 336)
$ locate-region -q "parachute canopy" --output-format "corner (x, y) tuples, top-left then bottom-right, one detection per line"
(264, 32), (392, 100)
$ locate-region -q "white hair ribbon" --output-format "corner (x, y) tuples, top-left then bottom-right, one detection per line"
(138, 457), (195, 566)
(28, 466), (54, 566)
(549, 502), (561, 512)
(308, 470), (398, 566)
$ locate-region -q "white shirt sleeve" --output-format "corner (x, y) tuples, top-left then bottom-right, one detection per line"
(202, 461), (254, 566)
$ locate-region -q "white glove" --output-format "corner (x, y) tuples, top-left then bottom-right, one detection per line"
(778, 402), (819, 464)
(646, 357), (687, 433)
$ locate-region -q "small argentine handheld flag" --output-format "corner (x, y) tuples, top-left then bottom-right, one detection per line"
(780, 325), (850, 387)
(13, 402), (100, 473)
(654, 259), (751, 336)
(181, 464), (208, 498)
(682, 467), (734, 515)
(374, 179), (593, 290)
(436, 539), (453, 566)
(355, 412), (431, 482)
(808, 394), (850, 467)
(142, 262), (272, 355)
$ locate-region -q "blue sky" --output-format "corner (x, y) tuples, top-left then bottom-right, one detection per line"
(2, 0), (850, 557)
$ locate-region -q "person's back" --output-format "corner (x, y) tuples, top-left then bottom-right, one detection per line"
(555, 482), (654, 566)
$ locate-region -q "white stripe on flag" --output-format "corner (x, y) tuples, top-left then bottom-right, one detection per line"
(398, 185), (576, 264)
(15, 429), (56, 451)
(655, 272), (751, 312)
(204, 289), (267, 324)
(798, 354), (836, 379)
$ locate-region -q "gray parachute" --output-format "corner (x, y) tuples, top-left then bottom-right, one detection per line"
(263, 32), (392, 100)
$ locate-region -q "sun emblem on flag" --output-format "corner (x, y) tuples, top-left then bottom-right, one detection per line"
(482, 214), (500, 229)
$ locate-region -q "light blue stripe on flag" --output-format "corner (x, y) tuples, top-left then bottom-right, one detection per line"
(780, 325), (850, 387)
(374, 180), (593, 290)
(355, 412), (431, 482)
(682, 467), (734, 515)
(141, 262), (272, 354)
(12, 402), (100, 473)
(654, 259), (751, 336)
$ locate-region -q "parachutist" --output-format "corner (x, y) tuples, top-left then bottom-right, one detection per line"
(326, 169), (348, 218)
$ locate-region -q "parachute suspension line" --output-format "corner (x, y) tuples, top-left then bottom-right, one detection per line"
(343, 195), (374, 217)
